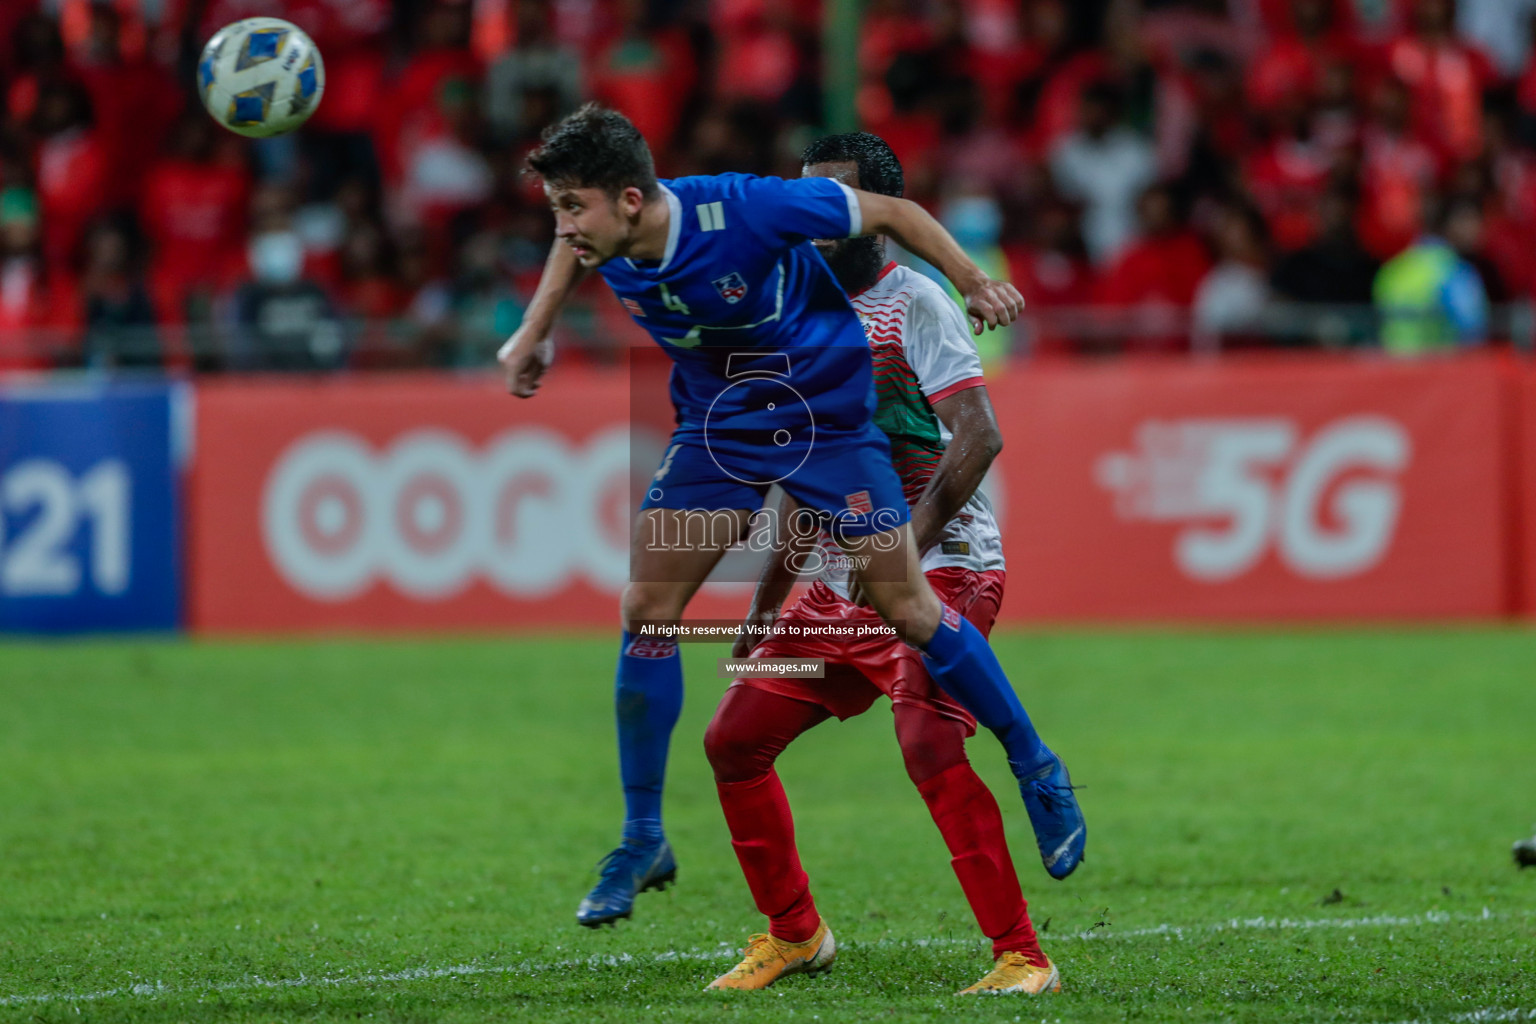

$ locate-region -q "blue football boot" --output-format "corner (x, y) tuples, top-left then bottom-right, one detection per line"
(576, 837), (677, 927)
(1017, 752), (1086, 880)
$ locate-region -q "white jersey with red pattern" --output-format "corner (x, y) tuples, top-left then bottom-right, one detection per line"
(818, 262), (1005, 596)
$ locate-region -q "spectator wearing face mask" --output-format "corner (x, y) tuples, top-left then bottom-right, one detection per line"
(911, 186), (1015, 369)
(228, 229), (346, 372)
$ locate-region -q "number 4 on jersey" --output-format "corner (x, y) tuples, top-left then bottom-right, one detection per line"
(658, 282), (690, 316)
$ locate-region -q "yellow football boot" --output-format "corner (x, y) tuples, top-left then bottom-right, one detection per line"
(957, 952), (1061, 995)
(705, 919), (836, 990)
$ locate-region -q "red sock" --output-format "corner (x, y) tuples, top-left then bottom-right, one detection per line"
(917, 762), (1047, 965)
(716, 770), (821, 943)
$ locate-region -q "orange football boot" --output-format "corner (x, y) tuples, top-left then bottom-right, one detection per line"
(957, 952), (1061, 995)
(705, 919), (836, 990)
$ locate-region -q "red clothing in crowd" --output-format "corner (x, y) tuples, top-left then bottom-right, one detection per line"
(0, 0), (40, 78)
(73, 55), (180, 208)
(0, 261), (78, 370)
(140, 154), (251, 319)
(1006, 243), (1098, 357)
(1518, 57), (1536, 123)
(861, 107), (942, 189)
(962, 0), (1046, 123)
(35, 127), (108, 274)
(169, 0), (385, 49)
(1024, 49), (1197, 176)
(1483, 210), (1536, 300)
(858, 1), (932, 80)
(710, 0), (811, 105)
(298, 0), (392, 135)
(590, 24), (698, 148)
(1481, 149), (1536, 298)
(1247, 30), (1378, 111)
(375, 46), (483, 185)
(1026, 52), (1111, 159)
(1095, 230), (1210, 353)
(1384, 30), (1497, 162)
(1097, 230), (1210, 306)
(337, 276), (408, 321)
(712, 0), (819, 34)
(713, 11), (802, 104)
(1244, 133), (1335, 251)
(1256, 0), (1373, 38)
(1355, 123), (1441, 258)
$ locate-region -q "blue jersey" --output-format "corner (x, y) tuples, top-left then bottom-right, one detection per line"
(599, 173), (875, 437)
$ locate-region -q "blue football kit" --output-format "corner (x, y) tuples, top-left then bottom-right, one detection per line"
(575, 171), (1084, 928)
(599, 173), (908, 536)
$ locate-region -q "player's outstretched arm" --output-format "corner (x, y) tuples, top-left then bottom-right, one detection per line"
(855, 192), (1024, 336)
(731, 492), (818, 659)
(496, 241), (589, 397)
(910, 386), (1004, 555)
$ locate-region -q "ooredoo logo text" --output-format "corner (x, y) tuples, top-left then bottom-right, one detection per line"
(262, 429), (631, 600)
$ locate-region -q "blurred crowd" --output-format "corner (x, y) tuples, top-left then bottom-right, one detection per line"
(3, 0), (1536, 371)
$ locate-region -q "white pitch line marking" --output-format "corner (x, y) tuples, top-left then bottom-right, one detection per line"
(0, 909), (1509, 1009)
(1384, 1011), (1536, 1024)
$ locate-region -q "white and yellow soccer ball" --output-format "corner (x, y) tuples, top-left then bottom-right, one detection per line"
(197, 17), (325, 138)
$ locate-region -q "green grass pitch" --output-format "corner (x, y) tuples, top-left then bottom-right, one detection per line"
(2, 629), (1534, 1022)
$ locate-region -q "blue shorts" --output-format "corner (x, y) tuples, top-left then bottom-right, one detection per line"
(640, 424), (909, 538)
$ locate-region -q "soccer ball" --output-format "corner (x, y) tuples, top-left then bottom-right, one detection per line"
(197, 18), (324, 139)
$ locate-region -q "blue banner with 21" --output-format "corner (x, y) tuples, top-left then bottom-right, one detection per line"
(0, 381), (186, 633)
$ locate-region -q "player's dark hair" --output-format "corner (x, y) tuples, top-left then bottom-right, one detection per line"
(800, 132), (904, 199)
(526, 103), (659, 200)
(800, 132), (900, 294)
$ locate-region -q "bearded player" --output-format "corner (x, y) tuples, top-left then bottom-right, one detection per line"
(498, 105), (1085, 930)
(701, 133), (1060, 996)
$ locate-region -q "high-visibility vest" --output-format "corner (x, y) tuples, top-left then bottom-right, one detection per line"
(1372, 238), (1488, 354)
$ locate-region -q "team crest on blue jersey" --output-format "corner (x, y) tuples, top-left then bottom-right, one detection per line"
(712, 272), (749, 304)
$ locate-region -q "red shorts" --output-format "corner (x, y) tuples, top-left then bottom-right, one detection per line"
(733, 566), (1006, 734)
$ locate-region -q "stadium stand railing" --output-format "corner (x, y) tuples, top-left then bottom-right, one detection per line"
(3, 303), (1534, 373)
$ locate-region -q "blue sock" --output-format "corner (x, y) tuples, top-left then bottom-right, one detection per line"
(920, 607), (1049, 778)
(615, 630), (683, 843)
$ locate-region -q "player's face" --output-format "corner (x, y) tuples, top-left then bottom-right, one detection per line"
(545, 184), (639, 267)
(801, 160), (861, 261)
